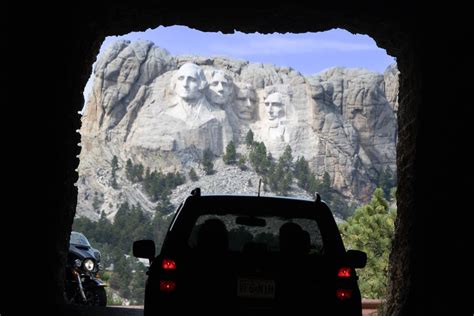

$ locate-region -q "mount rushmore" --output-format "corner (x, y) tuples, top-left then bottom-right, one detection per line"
(78, 39), (398, 220)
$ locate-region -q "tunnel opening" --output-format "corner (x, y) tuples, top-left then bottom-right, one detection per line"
(73, 25), (398, 311)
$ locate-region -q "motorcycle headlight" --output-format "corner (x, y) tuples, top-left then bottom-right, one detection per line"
(83, 259), (95, 271)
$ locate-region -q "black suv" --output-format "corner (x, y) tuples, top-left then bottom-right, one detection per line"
(134, 188), (366, 315)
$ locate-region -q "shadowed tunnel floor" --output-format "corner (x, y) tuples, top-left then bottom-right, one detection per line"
(59, 305), (143, 316)
(58, 300), (382, 315)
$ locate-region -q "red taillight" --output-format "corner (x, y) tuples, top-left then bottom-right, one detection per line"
(336, 288), (353, 300)
(337, 267), (351, 278)
(162, 259), (176, 270)
(160, 280), (176, 292)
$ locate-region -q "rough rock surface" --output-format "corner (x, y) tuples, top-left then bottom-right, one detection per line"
(78, 40), (397, 220)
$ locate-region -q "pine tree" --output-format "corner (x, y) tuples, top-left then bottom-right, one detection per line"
(294, 156), (322, 197)
(319, 171), (332, 199)
(126, 159), (134, 181)
(338, 188), (396, 299)
(202, 148), (214, 175)
(390, 187), (397, 202)
(111, 156), (119, 189)
(249, 142), (270, 175)
(269, 163), (292, 196)
(157, 194), (174, 215)
(378, 166), (396, 199)
(223, 141), (237, 165)
(92, 191), (102, 211)
(267, 146), (294, 196)
(294, 156), (310, 188)
(280, 145), (293, 171)
(134, 163), (144, 182)
(129, 259), (147, 304)
(111, 155), (119, 172)
(189, 168), (199, 181)
(238, 156), (247, 170)
(152, 212), (173, 250)
(307, 174), (320, 198)
(329, 193), (352, 219)
(245, 129), (254, 147)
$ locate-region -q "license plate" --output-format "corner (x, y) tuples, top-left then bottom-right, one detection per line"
(237, 278), (275, 299)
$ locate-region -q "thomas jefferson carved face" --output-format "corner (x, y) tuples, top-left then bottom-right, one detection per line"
(174, 63), (207, 101)
(235, 84), (257, 120)
(207, 70), (233, 106)
(264, 92), (284, 121)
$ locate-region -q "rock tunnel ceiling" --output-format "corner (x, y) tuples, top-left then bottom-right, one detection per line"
(26, 4), (472, 315)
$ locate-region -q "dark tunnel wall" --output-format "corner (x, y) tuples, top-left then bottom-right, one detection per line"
(13, 3), (472, 315)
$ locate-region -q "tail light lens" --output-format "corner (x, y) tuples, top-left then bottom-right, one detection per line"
(336, 267), (353, 300)
(160, 280), (177, 292)
(337, 267), (351, 278)
(160, 258), (177, 292)
(162, 259), (177, 270)
(336, 288), (353, 300)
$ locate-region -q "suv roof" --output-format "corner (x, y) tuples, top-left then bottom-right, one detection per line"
(174, 194), (328, 218)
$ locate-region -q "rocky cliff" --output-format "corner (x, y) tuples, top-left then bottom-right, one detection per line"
(77, 39), (397, 220)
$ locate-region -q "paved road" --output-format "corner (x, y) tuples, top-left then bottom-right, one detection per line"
(59, 305), (143, 316)
(60, 302), (379, 315)
(362, 299), (383, 316)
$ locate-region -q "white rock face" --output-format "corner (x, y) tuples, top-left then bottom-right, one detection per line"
(384, 63), (400, 113)
(77, 40), (397, 220)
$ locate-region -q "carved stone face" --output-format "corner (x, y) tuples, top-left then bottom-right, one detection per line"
(175, 63), (205, 101)
(207, 71), (233, 106)
(264, 92), (284, 121)
(235, 85), (257, 120)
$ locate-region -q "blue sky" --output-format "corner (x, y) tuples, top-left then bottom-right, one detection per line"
(84, 26), (395, 104)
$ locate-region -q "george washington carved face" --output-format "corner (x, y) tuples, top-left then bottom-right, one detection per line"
(174, 63), (207, 101)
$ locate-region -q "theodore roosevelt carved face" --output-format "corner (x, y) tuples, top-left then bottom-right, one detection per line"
(234, 83), (257, 121)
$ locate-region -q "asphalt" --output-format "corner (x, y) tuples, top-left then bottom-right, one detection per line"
(55, 305), (143, 316)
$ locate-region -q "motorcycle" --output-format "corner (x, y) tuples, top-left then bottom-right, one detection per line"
(64, 231), (107, 306)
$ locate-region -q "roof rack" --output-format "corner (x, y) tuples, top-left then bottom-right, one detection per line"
(315, 192), (321, 204)
(191, 188), (201, 197)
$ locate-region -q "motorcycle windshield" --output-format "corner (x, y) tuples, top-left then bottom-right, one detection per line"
(70, 232), (91, 247)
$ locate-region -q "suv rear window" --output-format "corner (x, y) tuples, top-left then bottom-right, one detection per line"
(187, 214), (324, 255)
